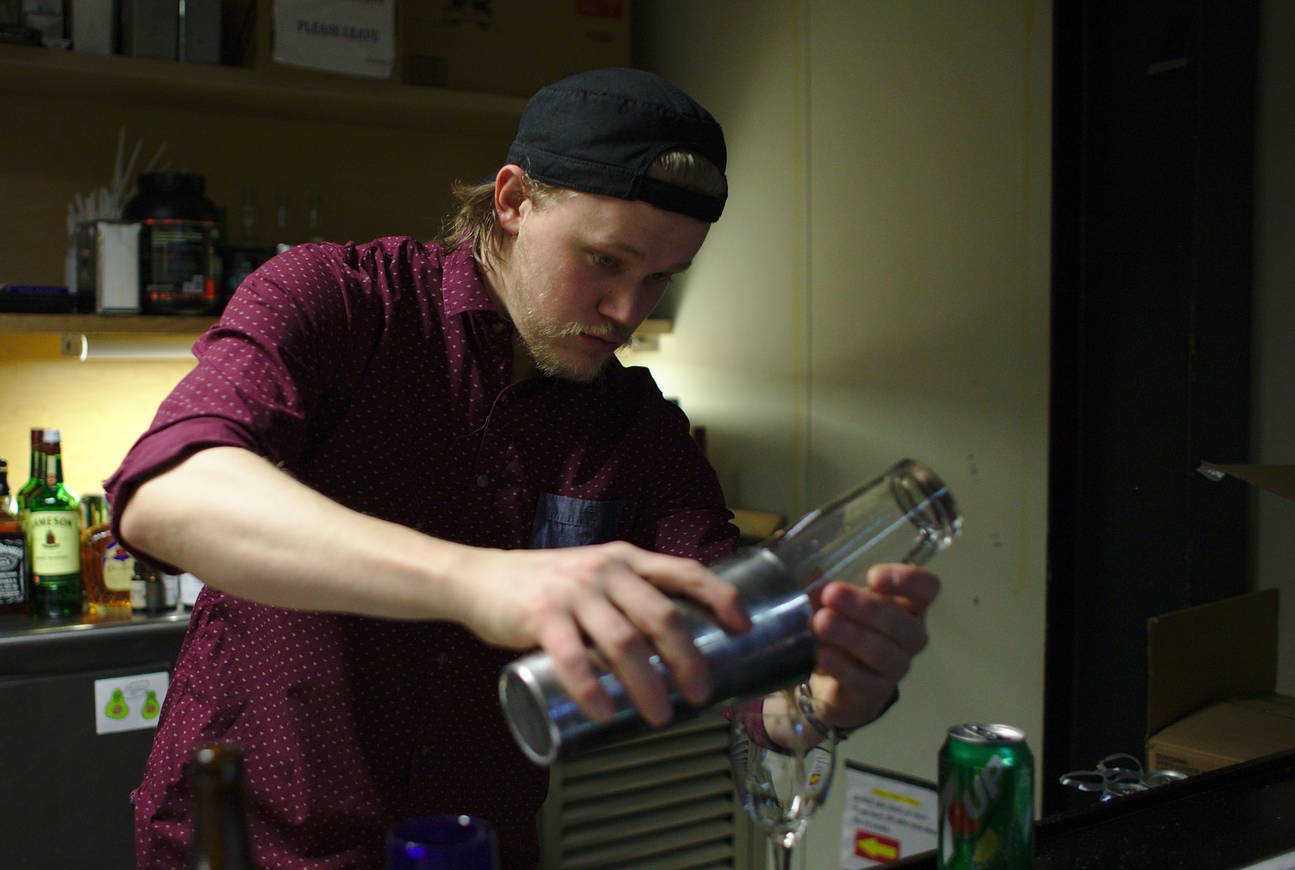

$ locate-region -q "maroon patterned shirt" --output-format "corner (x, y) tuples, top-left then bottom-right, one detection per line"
(106, 238), (738, 869)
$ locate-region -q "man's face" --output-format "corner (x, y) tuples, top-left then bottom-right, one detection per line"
(495, 190), (710, 382)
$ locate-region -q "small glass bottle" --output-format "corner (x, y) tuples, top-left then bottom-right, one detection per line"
(26, 429), (82, 619)
(81, 495), (134, 614)
(306, 192), (324, 243)
(131, 562), (170, 615)
(187, 742), (259, 870)
(275, 192), (290, 244)
(0, 458), (29, 616)
(161, 572), (181, 610)
(238, 189), (260, 246)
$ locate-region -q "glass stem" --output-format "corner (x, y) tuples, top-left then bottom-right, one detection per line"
(771, 839), (794, 870)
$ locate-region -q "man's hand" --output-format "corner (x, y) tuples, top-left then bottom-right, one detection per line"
(458, 542), (750, 727)
(803, 563), (941, 731)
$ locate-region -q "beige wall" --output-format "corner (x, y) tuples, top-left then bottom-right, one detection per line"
(628, 2), (1052, 866)
(1254, 0), (1295, 693)
(0, 335), (196, 497)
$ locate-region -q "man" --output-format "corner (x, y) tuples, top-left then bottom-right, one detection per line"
(108, 68), (940, 868)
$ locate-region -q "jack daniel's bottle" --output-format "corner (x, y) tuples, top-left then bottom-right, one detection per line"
(0, 458), (28, 616)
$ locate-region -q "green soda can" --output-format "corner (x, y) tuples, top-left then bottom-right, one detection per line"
(938, 723), (1034, 869)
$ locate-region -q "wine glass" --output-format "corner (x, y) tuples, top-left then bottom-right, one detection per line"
(385, 815), (499, 869)
(729, 687), (837, 870)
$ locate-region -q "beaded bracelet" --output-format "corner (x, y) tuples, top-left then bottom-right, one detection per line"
(795, 682), (901, 743)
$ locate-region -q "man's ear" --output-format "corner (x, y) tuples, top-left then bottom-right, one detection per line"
(494, 165), (528, 234)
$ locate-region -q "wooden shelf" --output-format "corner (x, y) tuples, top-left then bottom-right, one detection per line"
(0, 43), (527, 134)
(1, 312), (673, 339)
(0, 313), (216, 334)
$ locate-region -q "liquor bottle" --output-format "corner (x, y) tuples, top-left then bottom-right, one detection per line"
(16, 428), (44, 517)
(26, 429), (82, 619)
(0, 458), (29, 616)
(306, 192), (324, 243)
(81, 494), (134, 614)
(187, 742), (259, 870)
(80, 493), (107, 535)
(1, 457), (14, 515)
(161, 572), (181, 610)
(131, 562), (170, 615)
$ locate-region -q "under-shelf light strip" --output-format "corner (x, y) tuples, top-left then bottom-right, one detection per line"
(60, 333), (196, 361)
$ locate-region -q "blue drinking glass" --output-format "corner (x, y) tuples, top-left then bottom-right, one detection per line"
(385, 815), (499, 870)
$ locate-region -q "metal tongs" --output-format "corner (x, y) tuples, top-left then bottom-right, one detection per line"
(1059, 753), (1188, 801)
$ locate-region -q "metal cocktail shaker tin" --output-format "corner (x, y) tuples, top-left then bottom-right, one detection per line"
(500, 547), (815, 765)
(499, 458), (962, 766)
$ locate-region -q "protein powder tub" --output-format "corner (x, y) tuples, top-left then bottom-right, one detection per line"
(123, 171), (224, 315)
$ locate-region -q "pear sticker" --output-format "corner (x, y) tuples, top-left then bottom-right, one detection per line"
(142, 690), (160, 720)
(105, 688), (129, 720)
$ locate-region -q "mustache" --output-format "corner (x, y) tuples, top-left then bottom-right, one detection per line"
(556, 321), (632, 348)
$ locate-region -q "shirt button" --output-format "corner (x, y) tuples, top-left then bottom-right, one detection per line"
(476, 474), (490, 487)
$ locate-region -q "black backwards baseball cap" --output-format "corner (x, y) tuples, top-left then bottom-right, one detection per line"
(506, 67), (728, 223)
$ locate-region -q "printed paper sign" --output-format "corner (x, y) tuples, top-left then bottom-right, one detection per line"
(839, 762), (938, 867)
(93, 671), (168, 734)
(273, 0), (395, 78)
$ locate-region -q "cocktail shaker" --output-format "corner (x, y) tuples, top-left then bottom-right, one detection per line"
(499, 458), (961, 765)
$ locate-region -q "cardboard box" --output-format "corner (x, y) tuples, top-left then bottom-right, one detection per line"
(75, 220), (141, 314)
(1146, 464), (1295, 776)
(400, 0), (631, 96)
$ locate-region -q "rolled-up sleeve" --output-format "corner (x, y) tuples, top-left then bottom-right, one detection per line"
(103, 242), (366, 555)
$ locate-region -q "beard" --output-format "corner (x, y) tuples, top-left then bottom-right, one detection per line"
(514, 308), (631, 383)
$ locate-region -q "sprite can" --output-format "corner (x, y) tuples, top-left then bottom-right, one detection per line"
(938, 723), (1033, 869)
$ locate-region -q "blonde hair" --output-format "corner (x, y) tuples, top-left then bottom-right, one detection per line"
(438, 149), (726, 266)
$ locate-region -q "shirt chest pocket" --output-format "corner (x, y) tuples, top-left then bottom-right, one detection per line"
(530, 493), (626, 549)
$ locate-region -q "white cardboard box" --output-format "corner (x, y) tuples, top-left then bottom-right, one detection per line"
(76, 220), (141, 314)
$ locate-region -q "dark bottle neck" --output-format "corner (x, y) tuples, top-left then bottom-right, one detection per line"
(187, 745), (257, 870)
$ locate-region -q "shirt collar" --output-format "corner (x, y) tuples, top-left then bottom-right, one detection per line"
(440, 246), (501, 319)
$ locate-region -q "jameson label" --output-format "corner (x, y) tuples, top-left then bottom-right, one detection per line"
(102, 545), (136, 592)
(0, 534), (25, 604)
(29, 511), (80, 575)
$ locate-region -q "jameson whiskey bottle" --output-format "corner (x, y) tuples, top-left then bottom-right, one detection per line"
(187, 742), (259, 870)
(0, 458), (29, 616)
(27, 429), (82, 619)
(81, 494), (133, 614)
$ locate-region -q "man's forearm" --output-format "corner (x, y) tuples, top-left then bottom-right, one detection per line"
(117, 446), (477, 620)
